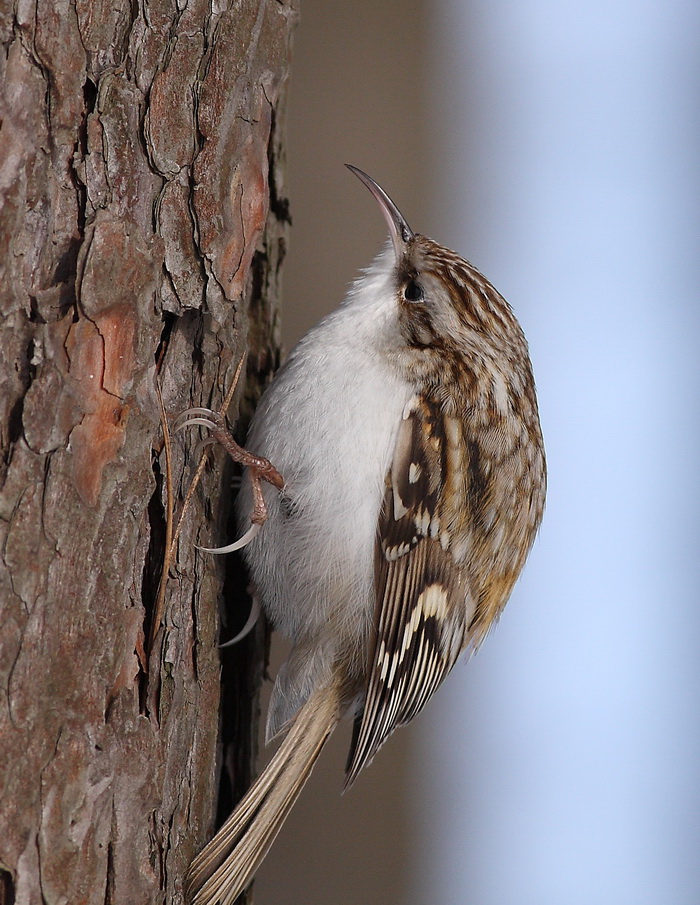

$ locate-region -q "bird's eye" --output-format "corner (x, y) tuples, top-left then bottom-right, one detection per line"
(403, 279), (424, 302)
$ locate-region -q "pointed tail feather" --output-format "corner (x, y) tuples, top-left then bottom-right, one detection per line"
(184, 684), (341, 905)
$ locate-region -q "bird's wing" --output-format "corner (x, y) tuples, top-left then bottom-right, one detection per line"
(344, 394), (472, 786)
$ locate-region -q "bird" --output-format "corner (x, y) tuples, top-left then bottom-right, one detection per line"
(183, 165), (546, 905)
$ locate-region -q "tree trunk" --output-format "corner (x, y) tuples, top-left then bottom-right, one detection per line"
(0, 1), (296, 902)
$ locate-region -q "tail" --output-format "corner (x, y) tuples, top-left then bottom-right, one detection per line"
(184, 684), (341, 905)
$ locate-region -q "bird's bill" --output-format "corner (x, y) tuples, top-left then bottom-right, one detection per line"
(346, 164), (414, 257)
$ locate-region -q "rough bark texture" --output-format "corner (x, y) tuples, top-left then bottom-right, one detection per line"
(0, 1), (297, 902)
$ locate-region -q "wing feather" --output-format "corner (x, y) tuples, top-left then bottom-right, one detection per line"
(345, 395), (473, 786)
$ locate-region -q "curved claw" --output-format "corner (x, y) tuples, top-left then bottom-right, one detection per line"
(196, 521), (261, 555)
(219, 597), (261, 648)
(175, 416), (220, 434)
(173, 410), (220, 457)
(192, 437), (217, 460)
(174, 406), (221, 425)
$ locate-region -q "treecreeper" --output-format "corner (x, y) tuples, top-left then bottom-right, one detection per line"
(183, 166), (546, 905)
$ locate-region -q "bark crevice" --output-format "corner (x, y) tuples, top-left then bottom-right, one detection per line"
(0, 0), (298, 901)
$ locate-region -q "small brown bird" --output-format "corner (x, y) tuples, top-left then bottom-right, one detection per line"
(184, 166), (546, 904)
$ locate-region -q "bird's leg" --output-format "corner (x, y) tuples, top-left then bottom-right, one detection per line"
(175, 407), (284, 553)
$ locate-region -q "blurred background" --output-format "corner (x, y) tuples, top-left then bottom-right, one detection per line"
(256, 0), (700, 902)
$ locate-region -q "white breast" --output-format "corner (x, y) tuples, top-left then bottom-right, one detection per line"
(238, 262), (414, 651)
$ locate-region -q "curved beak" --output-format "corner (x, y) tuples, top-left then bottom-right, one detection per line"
(346, 165), (414, 258)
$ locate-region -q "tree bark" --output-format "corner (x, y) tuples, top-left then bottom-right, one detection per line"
(0, 1), (296, 902)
